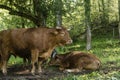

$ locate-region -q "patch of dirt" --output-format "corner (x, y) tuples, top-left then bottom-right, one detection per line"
(99, 61), (120, 74)
(0, 64), (93, 80)
(0, 62), (120, 80)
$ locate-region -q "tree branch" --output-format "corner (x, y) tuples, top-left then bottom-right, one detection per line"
(13, 3), (31, 13)
(0, 4), (13, 11)
(9, 10), (36, 22)
(0, 4), (37, 24)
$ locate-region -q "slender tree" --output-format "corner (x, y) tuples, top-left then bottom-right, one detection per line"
(84, 0), (91, 50)
(118, 0), (120, 39)
(53, 0), (63, 27)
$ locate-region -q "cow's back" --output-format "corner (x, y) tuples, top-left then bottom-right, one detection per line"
(8, 27), (51, 50)
(9, 28), (28, 49)
(23, 27), (50, 50)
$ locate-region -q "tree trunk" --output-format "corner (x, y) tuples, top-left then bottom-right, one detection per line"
(84, 0), (91, 50)
(56, 11), (62, 27)
(21, 18), (25, 28)
(118, 0), (120, 39)
(118, 22), (120, 39)
(101, 0), (105, 22)
(86, 23), (91, 50)
(54, 0), (63, 27)
(33, 0), (47, 27)
(106, 0), (110, 23)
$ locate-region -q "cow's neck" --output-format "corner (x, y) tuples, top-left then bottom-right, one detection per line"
(39, 46), (56, 59)
(39, 38), (59, 59)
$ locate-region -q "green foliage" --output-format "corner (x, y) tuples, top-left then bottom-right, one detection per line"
(8, 55), (23, 66)
(0, 0), (120, 79)
(0, 0), (119, 40)
(0, 9), (35, 29)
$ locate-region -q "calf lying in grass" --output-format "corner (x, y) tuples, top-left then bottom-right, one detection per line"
(49, 51), (101, 72)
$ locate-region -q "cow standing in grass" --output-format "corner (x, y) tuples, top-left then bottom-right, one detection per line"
(49, 51), (101, 72)
(0, 26), (72, 75)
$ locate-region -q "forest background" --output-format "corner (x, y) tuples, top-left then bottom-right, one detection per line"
(0, 0), (120, 80)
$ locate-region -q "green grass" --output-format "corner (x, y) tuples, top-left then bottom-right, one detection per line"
(60, 71), (120, 80)
(8, 55), (23, 66)
(52, 37), (120, 80)
(8, 37), (120, 80)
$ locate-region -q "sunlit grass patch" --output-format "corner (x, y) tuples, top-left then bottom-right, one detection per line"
(8, 55), (23, 66)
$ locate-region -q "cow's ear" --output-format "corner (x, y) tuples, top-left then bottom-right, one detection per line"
(60, 31), (65, 36)
(56, 26), (66, 36)
(56, 26), (62, 30)
(50, 31), (59, 35)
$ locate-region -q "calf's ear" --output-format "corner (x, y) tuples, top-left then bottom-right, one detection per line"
(56, 55), (63, 60)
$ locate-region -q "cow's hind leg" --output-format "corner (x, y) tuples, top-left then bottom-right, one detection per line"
(38, 57), (45, 73)
(31, 49), (39, 75)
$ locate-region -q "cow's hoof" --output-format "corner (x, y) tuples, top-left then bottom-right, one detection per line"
(37, 68), (42, 74)
(31, 71), (35, 75)
(31, 73), (35, 75)
(2, 70), (7, 76)
(37, 70), (42, 74)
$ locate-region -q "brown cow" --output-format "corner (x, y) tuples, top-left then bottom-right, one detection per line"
(0, 26), (72, 75)
(49, 51), (101, 72)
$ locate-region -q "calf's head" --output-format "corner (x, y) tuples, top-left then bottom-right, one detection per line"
(49, 53), (63, 66)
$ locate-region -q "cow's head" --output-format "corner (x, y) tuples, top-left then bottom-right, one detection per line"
(50, 26), (72, 46)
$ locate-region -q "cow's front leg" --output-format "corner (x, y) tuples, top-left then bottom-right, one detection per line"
(2, 60), (7, 75)
(1, 55), (10, 75)
(1, 49), (10, 75)
(31, 49), (39, 75)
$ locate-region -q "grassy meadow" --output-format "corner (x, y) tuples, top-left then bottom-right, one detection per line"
(8, 35), (120, 80)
